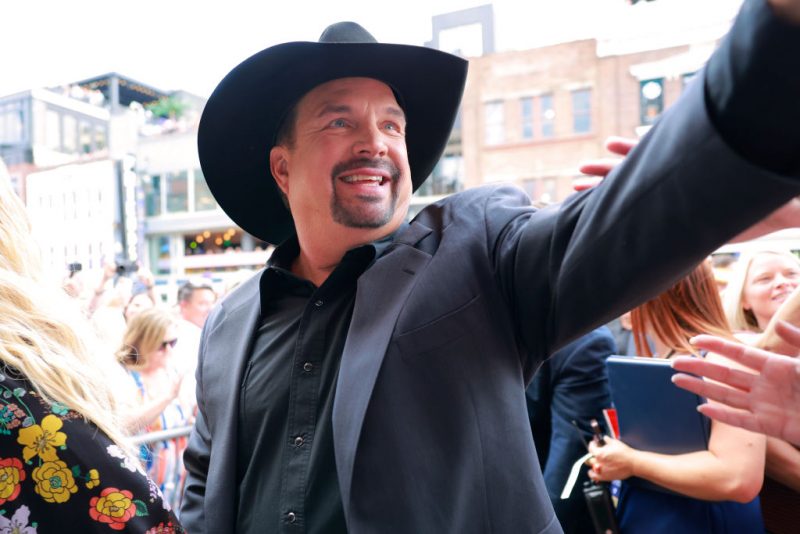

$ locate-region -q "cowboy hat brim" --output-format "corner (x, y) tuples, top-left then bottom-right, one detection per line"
(198, 39), (468, 245)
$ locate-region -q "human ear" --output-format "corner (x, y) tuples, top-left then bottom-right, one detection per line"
(269, 146), (290, 196)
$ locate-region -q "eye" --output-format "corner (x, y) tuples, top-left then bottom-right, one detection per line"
(329, 118), (348, 128)
(383, 121), (403, 133)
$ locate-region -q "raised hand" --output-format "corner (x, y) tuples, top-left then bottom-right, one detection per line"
(672, 326), (800, 446)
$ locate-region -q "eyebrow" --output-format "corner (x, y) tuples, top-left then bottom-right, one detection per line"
(385, 105), (406, 121)
(315, 103), (406, 122)
(316, 103), (351, 118)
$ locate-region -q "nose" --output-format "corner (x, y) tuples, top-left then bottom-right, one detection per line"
(774, 273), (797, 290)
(353, 122), (388, 158)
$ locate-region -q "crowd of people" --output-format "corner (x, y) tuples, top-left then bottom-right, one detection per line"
(58, 259), (230, 515)
(0, 166), (184, 531)
(1, 0), (800, 532)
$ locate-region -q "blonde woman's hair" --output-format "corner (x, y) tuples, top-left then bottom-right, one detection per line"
(722, 249), (800, 333)
(116, 307), (176, 370)
(0, 169), (132, 451)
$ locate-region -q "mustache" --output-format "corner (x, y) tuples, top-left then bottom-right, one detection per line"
(331, 158), (401, 182)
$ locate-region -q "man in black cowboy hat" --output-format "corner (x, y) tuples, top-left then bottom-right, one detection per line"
(182, 2), (800, 532)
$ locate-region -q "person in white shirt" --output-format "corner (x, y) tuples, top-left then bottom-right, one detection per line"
(174, 280), (217, 413)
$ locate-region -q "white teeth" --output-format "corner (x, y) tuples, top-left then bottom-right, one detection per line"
(342, 174), (383, 184)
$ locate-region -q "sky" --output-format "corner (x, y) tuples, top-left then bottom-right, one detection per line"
(0, 0), (619, 99)
(2, 0), (742, 100)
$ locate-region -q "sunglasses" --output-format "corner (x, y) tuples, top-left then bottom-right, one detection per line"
(160, 338), (178, 350)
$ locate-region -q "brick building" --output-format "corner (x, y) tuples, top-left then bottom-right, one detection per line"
(457, 0), (742, 203)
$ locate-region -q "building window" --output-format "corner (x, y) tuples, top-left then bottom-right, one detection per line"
(520, 97), (534, 140)
(45, 109), (61, 150)
(417, 154), (463, 197)
(640, 78), (664, 125)
(95, 125), (107, 151)
(194, 168), (216, 211)
(144, 174), (162, 216)
(150, 235), (171, 276)
(0, 101), (25, 144)
(62, 115), (77, 153)
(571, 89), (592, 134)
(540, 94), (555, 138)
(166, 171), (188, 213)
(185, 228), (245, 256)
(484, 100), (505, 145)
(79, 121), (93, 153)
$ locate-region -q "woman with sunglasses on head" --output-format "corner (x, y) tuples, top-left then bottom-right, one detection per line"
(117, 307), (190, 513)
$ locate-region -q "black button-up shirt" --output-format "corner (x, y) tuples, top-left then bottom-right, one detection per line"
(235, 235), (393, 534)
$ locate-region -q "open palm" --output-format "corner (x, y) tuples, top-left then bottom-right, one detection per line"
(672, 326), (800, 445)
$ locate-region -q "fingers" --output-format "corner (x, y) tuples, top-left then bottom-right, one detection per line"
(604, 136), (638, 156)
(577, 158), (623, 178)
(671, 357), (756, 391)
(776, 320), (800, 348)
(688, 335), (768, 373)
(587, 457), (604, 482)
(671, 373), (753, 410)
(572, 177), (604, 191)
(574, 136), (638, 190)
(696, 403), (763, 435)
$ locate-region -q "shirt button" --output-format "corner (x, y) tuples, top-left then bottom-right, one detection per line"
(294, 436), (304, 447)
(314, 299), (323, 307)
(287, 512), (297, 523)
(303, 362), (313, 372)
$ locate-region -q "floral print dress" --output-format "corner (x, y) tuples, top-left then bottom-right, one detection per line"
(0, 369), (184, 533)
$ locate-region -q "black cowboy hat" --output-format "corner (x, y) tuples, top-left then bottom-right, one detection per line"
(197, 21), (468, 245)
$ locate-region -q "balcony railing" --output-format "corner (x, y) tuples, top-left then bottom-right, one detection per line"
(130, 425), (193, 446)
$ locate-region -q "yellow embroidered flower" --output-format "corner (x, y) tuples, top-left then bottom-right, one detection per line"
(17, 414), (67, 462)
(89, 488), (137, 530)
(86, 468), (100, 489)
(32, 459), (77, 503)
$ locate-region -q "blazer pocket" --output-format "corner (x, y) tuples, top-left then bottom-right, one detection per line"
(394, 294), (480, 357)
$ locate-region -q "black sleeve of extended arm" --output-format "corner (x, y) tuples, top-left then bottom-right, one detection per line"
(705, 0), (800, 176)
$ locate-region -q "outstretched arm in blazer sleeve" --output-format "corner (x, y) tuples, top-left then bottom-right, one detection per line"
(490, 0), (800, 366)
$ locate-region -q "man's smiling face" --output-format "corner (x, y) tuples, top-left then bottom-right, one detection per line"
(270, 77), (412, 245)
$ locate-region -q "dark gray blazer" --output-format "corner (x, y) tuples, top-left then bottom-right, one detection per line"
(181, 38), (800, 534)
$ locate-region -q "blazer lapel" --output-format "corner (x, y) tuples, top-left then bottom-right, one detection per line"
(201, 279), (261, 533)
(333, 222), (432, 509)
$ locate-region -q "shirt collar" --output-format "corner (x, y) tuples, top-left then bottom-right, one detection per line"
(266, 227), (403, 274)
(259, 228), (403, 312)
